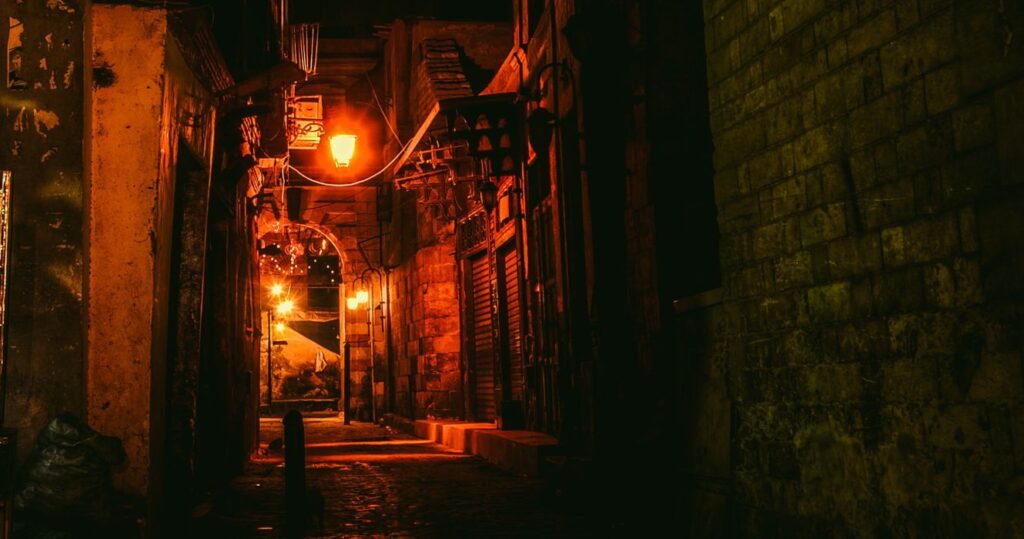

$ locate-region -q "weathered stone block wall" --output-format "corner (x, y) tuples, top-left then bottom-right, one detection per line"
(328, 185), (385, 420)
(383, 18), (506, 421)
(703, 0), (1024, 534)
(389, 231), (461, 420)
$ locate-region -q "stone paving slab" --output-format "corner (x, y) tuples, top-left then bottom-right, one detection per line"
(198, 419), (612, 537)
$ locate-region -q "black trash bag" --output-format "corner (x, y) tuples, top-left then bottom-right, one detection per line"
(14, 413), (126, 522)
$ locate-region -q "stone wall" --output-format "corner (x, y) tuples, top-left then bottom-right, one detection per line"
(382, 19), (511, 421)
(331, 185), (385, 421)
(389, 235), (461, 419)
(702, 0), (1024, 534)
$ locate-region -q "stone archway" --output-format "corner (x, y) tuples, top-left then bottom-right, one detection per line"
(256, 222), (348, 413)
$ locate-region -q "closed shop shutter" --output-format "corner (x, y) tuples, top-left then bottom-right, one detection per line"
(470, 253), (495, 420)
(500, 246), (524, 403)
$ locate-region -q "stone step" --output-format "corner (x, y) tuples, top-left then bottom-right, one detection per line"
(472, 429), (560, 477)
(407, 418), (559, 477)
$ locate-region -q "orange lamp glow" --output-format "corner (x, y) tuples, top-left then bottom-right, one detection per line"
(274, 322), (286, 333)
(356, 290), (369, 304)
(329, 134), (357, 167)
(346, 297), (359, 310)
(275, 299), (294, 316)
(269, 283), (284, 297)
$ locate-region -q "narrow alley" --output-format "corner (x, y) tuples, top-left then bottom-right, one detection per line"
(1, 0), (1023, 537)
(201, 419), (607, 537)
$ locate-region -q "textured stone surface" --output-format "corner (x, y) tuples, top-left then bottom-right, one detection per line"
(701, 0), (1024, 534)
(199, 420), (608, 537)
(389, 240), (461, 419)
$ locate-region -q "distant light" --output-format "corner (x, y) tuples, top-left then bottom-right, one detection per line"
(269, 283), (284, 297)
(346, 297), (359, 310)
(356, 290), (369, 304)
(274, 322), (286, 333)
(330, 133), (357, 167)
(275, 300), (294, 315)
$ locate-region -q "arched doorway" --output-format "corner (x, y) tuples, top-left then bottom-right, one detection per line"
(257, 222), (346, 414)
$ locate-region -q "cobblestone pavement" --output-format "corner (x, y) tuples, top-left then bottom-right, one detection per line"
(197, 418), (612, 538)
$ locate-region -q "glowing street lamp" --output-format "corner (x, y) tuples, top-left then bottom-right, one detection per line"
(329, 133), (357, 168)
(346, 297), (359, 310)
(269, 282), (284, 297)
(275, 299), (295, 316)
(356, 290), (369, 305)
(274, 321), (286, 333)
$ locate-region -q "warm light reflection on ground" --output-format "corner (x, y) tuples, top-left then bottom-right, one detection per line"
(201, 418), (603, 537)
(253, 438), (469, 464)
(254, 453), (471, 464)
(254, 417), (468, 464)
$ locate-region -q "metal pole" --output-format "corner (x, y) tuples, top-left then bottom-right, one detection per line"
(368, 284), (376, 423)
(384, 269), (393, 413)
(267, 310), (273, 409)
(343, 342), (351, 425)
(0, 171), (12, 425)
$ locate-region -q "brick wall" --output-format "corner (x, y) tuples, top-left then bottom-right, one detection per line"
(703, 0), (1024, 534)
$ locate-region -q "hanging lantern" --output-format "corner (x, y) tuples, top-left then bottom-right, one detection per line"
(479, 180), (498, 212)
(329, 134), (357, 167)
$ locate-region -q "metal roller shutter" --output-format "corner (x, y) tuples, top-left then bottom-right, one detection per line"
(500, 247), (524, 403)
(470, 253), (495, 420)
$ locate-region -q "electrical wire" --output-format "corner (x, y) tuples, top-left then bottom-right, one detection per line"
(366, 73), (402, 144)
(265, 69), (418, 189)
(284, 137), (414, 187)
